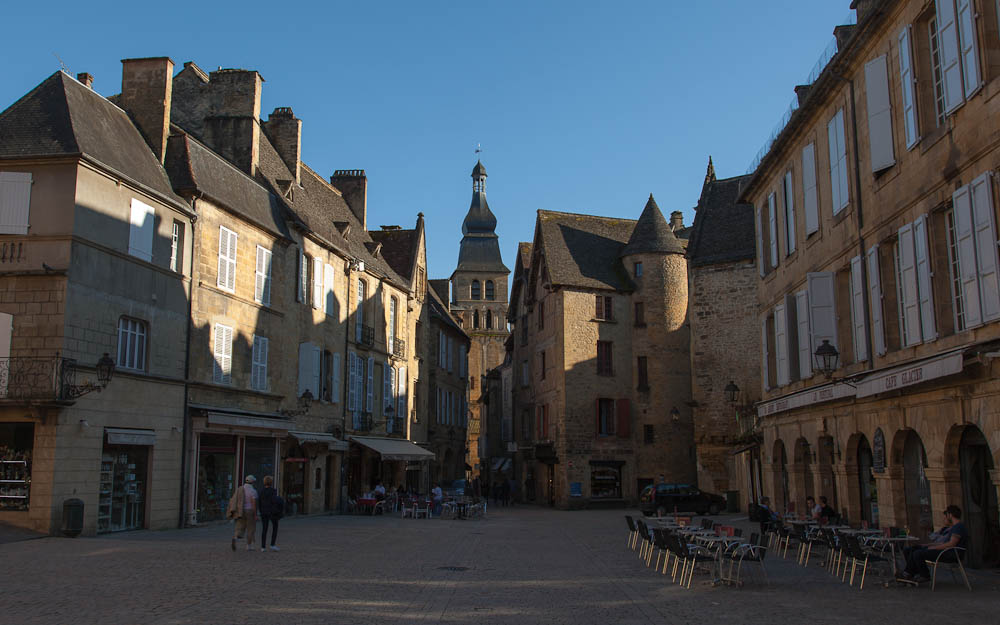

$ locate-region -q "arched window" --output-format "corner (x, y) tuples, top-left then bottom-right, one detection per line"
(485, 280), (495, 300)
(486, 309), (493, 329)
(471, 280), (481, 300)
(473, 310), (480, 329)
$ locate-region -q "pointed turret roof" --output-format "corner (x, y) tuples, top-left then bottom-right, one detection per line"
(704, 156), (717, 186)
(620, 194), (685, 257)
(472, 159), (487, 179)
(455, 159), (508, 274)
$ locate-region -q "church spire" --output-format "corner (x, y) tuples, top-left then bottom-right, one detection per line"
(704, 156), (716, 186)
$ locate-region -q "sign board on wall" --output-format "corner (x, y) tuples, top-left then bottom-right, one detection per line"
(569, 482), (583, 497)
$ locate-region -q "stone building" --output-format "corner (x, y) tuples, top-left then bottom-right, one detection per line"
(746, 0), (1000, 566)
(686, 159), (761, 510)
(448, 161), (509, 478)
(507, 198), (696, 508)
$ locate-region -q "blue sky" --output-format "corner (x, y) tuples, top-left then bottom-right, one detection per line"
(1, 1), (853, 282)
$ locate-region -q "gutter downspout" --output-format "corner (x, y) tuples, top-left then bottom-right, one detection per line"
(340, 261), (353, 515)
(178, 193), (200, 528)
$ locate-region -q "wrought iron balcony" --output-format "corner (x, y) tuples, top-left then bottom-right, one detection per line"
(361, 325), (375, 347)
(351, 412), (372, 432)
(392, 338), (406, 359)
(0, 357), (75, 401)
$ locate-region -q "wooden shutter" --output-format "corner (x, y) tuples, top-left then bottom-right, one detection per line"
(383, 363), (392, 416)
(398, 365), (407, 422)
(255, 246), (272, 305)
(346, 352), (356, 411)
(850, 255), (868, 361)
(312, 257), (323, 310)
(298, 343), (312, 396)
(0, 172), (31, 234)
(616, 399), (630, 439)
(807, 272), (838, 359)
(756, 206), (766, 276)
(595, 399), (601, 435)
(296, 248), (303, 303)
(784, 171), (796, 254)
(953, 184), (982, 327)
(365, 357), (374, 412)
(913, 215), (937, 340)
(956, 0), (980, 97)
(332, 352), (341, 403)
(214, 324), (232, 384)
(128, 198), (155, 262)
(774, 303), (789, 386)
(937, 0), (964, 113)
(801, 144), (819, 235)
(867, 246), (887, 356)
(795, 290), (812, 379)
(828, 115), (843, 214)
(898, 223), (922, 346)
(323, 264), (335, 316)
(761, 318), (770, 389)
(768, 192), (779, 267)
(864, 55), (895, 172)
(971, 173), (1000, 321)
(898, 26), (919, 149)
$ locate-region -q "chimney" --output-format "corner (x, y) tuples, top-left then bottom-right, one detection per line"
(203, 69), (263, 176)
(794, 84), (812, 107)
(670, 211), (685, 232)
(331, 170), (368, 229)
(262, 107), (301, 184)
(76, 73), (94, 89)
(120, 57), (174, 164)
(833, 25), (857, 53)
(850, 0), (877, 22)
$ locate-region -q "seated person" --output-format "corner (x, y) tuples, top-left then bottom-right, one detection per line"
(757, 496), (780, 534)
(805, 495), (822, 521)
(818, 496), (837, 523)
(373, 480), (386, 500)
(901, 505), (968, 583)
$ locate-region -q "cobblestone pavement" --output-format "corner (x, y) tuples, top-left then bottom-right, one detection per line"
(1, 507), (997, 624)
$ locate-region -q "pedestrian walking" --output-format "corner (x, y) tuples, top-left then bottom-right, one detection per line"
(227, 475), (258, 551)
(258, 475), (282, 552)
(431, 482), (444, 516)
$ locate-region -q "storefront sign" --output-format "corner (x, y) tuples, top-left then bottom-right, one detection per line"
(855, 352), (964, 398)
(757, 382), (854, 417)
(105, 428), (156, 446)
(284, 457), (308, 463)
(207, 412), (293, 431)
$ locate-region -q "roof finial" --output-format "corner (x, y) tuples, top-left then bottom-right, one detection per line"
(705, 156), (716, 186)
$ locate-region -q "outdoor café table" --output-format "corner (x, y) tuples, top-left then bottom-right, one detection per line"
(872, 535), (920, 575)
(356, 497), (377, 515)
(693, 535), (745, 584)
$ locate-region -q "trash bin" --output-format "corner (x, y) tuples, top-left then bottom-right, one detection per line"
(62, 498), (85, 537)
(725, 490), (739, 513)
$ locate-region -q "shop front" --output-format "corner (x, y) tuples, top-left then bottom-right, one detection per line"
(98, 428), (154, 533)
(285, 431), (347, 516)
(590, 460), (623, 500)
(0, 422), (33, 514)
(347, 436), (434, 497)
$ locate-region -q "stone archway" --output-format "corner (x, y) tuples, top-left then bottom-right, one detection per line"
(853, 434), (878, 527)
(893, 429), (933, 537)
(772, 439), (789, 513)
(945, 424), (999, 567)
(792, 437), (814, 515)
(816, 435), (838, 511)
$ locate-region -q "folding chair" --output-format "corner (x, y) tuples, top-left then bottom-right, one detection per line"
(926, 547), (971, 591)
(625, 515), (639, 550)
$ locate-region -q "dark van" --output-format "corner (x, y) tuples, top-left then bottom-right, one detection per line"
(638, 483), (725, 517)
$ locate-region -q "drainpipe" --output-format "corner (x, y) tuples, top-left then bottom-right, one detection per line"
(340, 260), (353, 514)
(178, 194), (199, 528)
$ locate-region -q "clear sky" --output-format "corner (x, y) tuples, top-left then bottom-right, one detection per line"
(1, 1), (854, 283)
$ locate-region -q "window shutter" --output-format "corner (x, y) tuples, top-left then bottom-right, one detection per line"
(761, 318), (770, 389)
(255, 246), (272, 304)
(774, 303), (789, 386)
(768, 192), (779, 267)
(755, 206), (766, 276)
(956, 0), (980, 97)
(807, 272), (838, 359)
(214, 324), (232, 384)
(298, 343), (312, 396)
(795, 290), (812, 379)
(595, 295), (602, 318)
(936, 0), (964, 113)
(0, 172), (31, 234)
(953, 185), (982, 327)
(864, 55), (895, 172)
(836, 111), (850, 211)
(898, 223), (923, 346)
(366, 357), (374, 412)
(346, 352), (356, 411)
(332, 352), (341, 403)
(867, 246), (887, 356)
(448, 336), (454, 372)
(828, 115), (843, 214)
(296, 248), (304, 303)
(128, 198), (155, 262)
(850, 255), (868, 362)
(616, 399), (630, 439)
(383, 363), (392, 416)
(397, 365), (407, 421)
(323, 263), (335, 316)
(971, 173), (1000, 321)
(802, 144), (819, 235)
(252, 335), (268, 391)
(784, 171), (796, 254)
(898, 26), (919, 149)
(913, 215), (937, 340)
(312, 257), (323, 310)
(595, 399), (601, 435)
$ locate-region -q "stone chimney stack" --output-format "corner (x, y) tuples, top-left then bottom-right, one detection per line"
(76, 73), (94, 89)
(262, 107), (301, 184)
(203, 69), (263, 177)
(120, 57), (174, 164)
(331, 170), (368, 229)
(670, 211), (685, 231)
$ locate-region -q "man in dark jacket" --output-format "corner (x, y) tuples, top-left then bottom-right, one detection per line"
(258, 475), (282, 552)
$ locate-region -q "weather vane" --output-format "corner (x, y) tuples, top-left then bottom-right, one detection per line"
(475, 143), (482, 157)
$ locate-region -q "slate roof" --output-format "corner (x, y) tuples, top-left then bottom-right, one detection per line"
(428, 278), (450, 306)
(535, 210), (638, 291)
(369, 227), (418, 282)
(0, 71), (186, 208)
(686, 174), (756, 267)
(620, 195), (686, 257)
(426, 280), (468, 340)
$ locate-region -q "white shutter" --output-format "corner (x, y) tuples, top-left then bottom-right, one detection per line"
(864, 55), (895, 172)
(332, 352), (341, 403)
(756, 206), (766, 276)
(795, 290), (812, 379)
(252, 335), (268, 391)
(324, 263), (335, 316)
(937, 0), (964, 113)
(761, 318), (770, 389)
(255, 246), (272, 305)
(867, 246), (887, 356)
(128, 198), (155, 262)
(217, 227), (237, 291)
(913, 215), (937, 340)
(448, 336), (454, 372)
(397, 365), (407, 422)
(346, 352), (357, 410)
(774, 303), (789, 386)
(366, 356), (374, 412)
(0, 172), (31, 234)
(807, 272), (838, 360)
(784, 171), (796, 254)
(898, 26), (919, 149)
(768, 192), (779, 267)
(298, 343), (312, 396)
(311, 346), (321, 400)
(828, 115), (842, 215)
(802, 144), (819, 235)
(296, 248), (304, 303)
(953, 184), (983, 327)
(898, 223), (922, 346)
(971, 172), (1000, 321)
(956, 0), (980, 97)
(312, 257), (323, 310)
(836, 111), (850, 210)
(850, 255), (868, 362)
(213, 324), (232, 384)
(383, 363), (392, 416)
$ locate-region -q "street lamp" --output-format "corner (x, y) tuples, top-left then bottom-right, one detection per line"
(96, 353), (115, 388)
(63, 353), (117, 399)
(724, 381), (740, 404)
(814, 340), (839, 379)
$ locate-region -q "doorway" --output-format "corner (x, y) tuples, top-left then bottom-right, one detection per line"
(901, 430), (932, 537)
(958, 426), (999, 567)
(857, 436), (879, 527)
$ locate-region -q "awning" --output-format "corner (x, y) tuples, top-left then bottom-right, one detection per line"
(349, 436), (435, 461)
(288, 431), (348, 452)
(106, 427), (156, 446)
(206, 411), (293, 431)
(855, 349), (965, 398)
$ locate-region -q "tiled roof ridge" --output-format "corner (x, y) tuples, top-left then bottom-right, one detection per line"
(300, 161), (345, 198)
(174, 125), (275, 197)
(538, 208), (638, 225)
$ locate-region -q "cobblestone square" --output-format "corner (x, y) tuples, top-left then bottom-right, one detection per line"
(2, 508), (997, 624)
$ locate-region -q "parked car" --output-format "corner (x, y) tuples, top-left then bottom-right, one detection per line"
(638, 483), (725, 516)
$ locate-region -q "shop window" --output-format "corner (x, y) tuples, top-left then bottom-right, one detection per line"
(196, 434), (237, 523)
(590, 463), (622, 499)
(0, 422), (33, 511)
(116, 317), (147, 371)
(99, 441), (148, 533)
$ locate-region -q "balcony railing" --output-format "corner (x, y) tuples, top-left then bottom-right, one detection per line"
(392, 338), (406, 359)
(351, 412), (372, 432)
(360, 325), (375, 347)
(0, 357), (76, 401)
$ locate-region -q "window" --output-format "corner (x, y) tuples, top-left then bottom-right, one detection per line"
(384, 363), (395, 417)
(486, 309), (493, 329)
(929, 17), (947, 127)
(951, 173), (1000, 328)
(485, 280), (495, 300)
(867, 247), (887, 356)
(438, 330), (446, 366)
(807, 272), (838, 369)
(864, 54), (896, 172)
(313, 257), (323, 311)
(894, 240), (910, 344)
(895, 217), (937, 347)
(299, 342), (322, 399)
(596, 341), (614, 376)
(849, 255), (868, 362)
(388, 297), (397, 347)
(217, 226), (237, 291)
(595, 295), (614, 321)
(213, 323), (233, 384)
(795, 290), (812, 379)
(827, 109), (849, 215)
(899, 26), (920, 148)
(447, 336), (454, 372)
(945, 209), (966, 332)
(536, 404), (549, 439)
(767, 191), (779, 267)
(521, 360), (529, 386)
(802, 144), (819, 235)
(774, 302), (790, 386)
(597, 399), (615, 436)
(637, 356), (648, 390)
(538, 301), (544, 329)
(520, 315), (528, 342)
(634, 301), (645, 326)
(251, 335), (268, 391)
(169, 221), (183, 272)
(116, 317), (147, 371)
(473, 310), (480, 329)
(521, 409), (532, 440)
(934, 0), (981, 113)
(322, 350), (334, 401)
(128, 198), (155, 262)
(0, 172), (31, 234)
(634, 262), (643, 277)
(471, 280), (481, 300)
(783, 171), (796, 255)
(540, 350), (546, 380)
(254, 246), (272, 305)
(356, 279), (366, 342)
(297, 250), (309, 304)
(643, 424), (654, 445)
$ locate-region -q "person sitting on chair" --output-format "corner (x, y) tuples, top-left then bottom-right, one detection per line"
(901, 505), (968, 583)
(818, 496), (837, 523)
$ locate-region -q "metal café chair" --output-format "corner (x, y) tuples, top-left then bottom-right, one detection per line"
(625, 515), (639, 551)
(925, 547), (972, 591)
